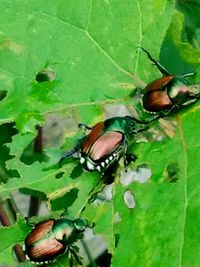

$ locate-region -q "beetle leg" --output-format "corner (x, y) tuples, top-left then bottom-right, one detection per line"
(144, 105), (178, 122)
(143, 113), (164, 123)
(59, 147), (80, 167)
(68, 249), (74, 267)
(78, 123), (92, 130)
(86, 167), (114, 204)
(124, 153), (137, 166)
(129, 116), (149, 124)
(159, 105), (179, 118)
(131, 124), (149, 134)
(123, 153), (137, 172)
(127, 115), (159, 127)
(140, 47), (170, 76)
(69, 246), (83, 266)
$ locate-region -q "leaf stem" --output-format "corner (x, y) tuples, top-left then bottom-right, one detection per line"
(0, 197), (26, 262)
(28, 126), (43, 217)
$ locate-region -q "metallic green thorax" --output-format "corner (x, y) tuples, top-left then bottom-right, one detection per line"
(53, 218), (87, 244)
(103, 116), (145, 136)
(53, 220), (76, 244)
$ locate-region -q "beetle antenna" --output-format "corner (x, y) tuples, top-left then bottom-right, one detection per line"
(78, 123), (93, 130)
(59, 148), (79, 167)
(68, 249), (74, 267)
(69, 246), (83, 266)
(143, 114), (162, 123)
(140, 47), (170, 76)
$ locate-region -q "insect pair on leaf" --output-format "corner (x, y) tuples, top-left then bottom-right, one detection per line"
(59, 48), (200, 177)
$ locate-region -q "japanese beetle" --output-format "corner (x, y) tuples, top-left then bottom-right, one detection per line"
(141, 48), (200, 117)
(24, 217), (87, 266)
(59, 116), (148, 173)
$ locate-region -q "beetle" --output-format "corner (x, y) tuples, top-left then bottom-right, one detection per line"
(59, 116), (149, 174)
(141, 48), (200, 117)
(24, 217), (87, 266)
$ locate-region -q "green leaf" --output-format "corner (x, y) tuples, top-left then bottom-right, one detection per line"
(0, 1), (184, 266)
(0, 217), (29, 265)
(83, 201), (115, 254)
(176, 0), (200, 46)
(111, 107), (200, 266)
(0, 123), (17, 183)
(162, 11), (200, 71)
(0, 0), (174, 130)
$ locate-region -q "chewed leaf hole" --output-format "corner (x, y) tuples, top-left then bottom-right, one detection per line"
(35, 69), (56, 82)
(94, 184), (113, 205)
(55, 171), (65, 179)
(114, 212), (121, 224)
(165, 162), (180, 183)
(120, 164), (151, 185)
(124, 190), (136, 209)
(0, 90), (7, 101)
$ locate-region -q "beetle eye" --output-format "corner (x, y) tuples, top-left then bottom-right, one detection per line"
(74, 218), (87, 231)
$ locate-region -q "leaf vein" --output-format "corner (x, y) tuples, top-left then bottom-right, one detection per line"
(177, 116), (188, 267)
(37, 10), (135, 80)
(86, 0), (93, 30)
(0, 66), (31, 82)
(85, 31), (133, 78)
(39, 10), (85, 32)
(134, 0), (143, 74)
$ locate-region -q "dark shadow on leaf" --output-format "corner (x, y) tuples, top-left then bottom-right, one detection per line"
(50, 188), (78, 211)
(165, 162), (180, 183)
(70, 163), (84, 179)
(55, 171), (65, 179)
(0, 123), (18, 182)
(0, 90), (7, 101)
(20, 140), (48, 165)
(59, 157), (75, 167)
(103, 161), (119, 185)
(19, 188), (47, 200)
(0, 123), (18, 144)
(43, 158), (74, 174)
